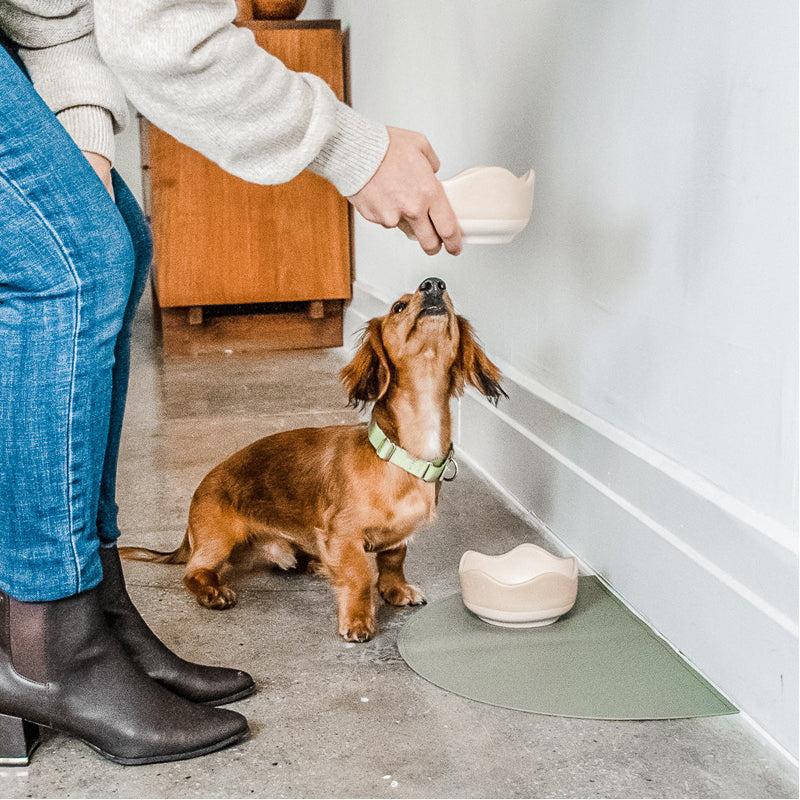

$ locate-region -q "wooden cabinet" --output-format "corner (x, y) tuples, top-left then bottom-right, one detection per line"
(140, 20), (352, 354)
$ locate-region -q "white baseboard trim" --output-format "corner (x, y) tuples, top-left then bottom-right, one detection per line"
(345, 280), (799, 756)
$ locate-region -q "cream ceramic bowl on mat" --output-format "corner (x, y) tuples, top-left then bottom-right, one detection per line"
(459, 543), (578, 627)
(442, 166), (535, 244)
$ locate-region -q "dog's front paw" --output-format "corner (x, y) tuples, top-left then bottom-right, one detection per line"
(339, 617), (375, 643)
(380, 583), (426, 607)
(197, 585), (238, 610)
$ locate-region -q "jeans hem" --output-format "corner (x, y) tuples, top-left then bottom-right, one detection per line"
(0, 557), (103, 603)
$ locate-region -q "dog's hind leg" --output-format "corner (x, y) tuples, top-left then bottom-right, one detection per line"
(183, 506), (244, 610)
(184, 563), (237, 610)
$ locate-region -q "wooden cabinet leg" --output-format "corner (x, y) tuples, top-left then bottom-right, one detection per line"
(307, 300), (325, 319)
(188, 306), (204, 325)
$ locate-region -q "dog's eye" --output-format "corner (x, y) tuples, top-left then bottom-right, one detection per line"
(392, 301), (407, 314)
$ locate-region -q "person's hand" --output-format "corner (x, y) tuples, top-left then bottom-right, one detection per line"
(348, 126), (462, 256)
(82, 151), (114, 200)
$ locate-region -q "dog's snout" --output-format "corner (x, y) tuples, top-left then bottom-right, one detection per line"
(416, 277), (449, 320)
(419, 277), (446, 296)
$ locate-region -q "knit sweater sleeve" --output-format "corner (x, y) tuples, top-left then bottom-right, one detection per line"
(93, 0), (389, 197)
(0, 0), (129, 163)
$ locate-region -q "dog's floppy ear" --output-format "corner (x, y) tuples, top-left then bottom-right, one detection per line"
(341, 317), (391, 408)
(451, 316), (508, 405)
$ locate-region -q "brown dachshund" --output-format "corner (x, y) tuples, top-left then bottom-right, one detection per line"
(120, 278), (505, 642)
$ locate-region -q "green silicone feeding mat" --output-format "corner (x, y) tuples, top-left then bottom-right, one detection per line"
(398, 577), (737, 720)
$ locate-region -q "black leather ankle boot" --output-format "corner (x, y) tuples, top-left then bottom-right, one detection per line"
(0, 587), (250, 766)
(98, 546), (255, 705)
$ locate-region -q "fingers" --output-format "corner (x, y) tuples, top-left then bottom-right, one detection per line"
(395, 193), (463, 255)
(427, 190), (462, 255)
(408, 214), (443, 256)
(397, 219), (415, 240)
(403, 185), (462, 256)
(404, 140), (460, 254)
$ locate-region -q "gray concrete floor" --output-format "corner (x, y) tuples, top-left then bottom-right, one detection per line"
(2, 297), (797, 799)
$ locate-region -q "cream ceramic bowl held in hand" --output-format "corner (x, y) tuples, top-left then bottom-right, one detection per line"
(459, 543), (578, 627)
(442, 166), (535, 244)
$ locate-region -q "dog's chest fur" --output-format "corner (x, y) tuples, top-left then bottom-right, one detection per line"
(361, 475), (438, 551)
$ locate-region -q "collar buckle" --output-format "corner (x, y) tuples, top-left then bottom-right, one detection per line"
(440, 454), (459, 482)
(422, 448), (458, 482)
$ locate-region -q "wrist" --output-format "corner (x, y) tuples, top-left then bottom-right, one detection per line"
(81, 150), (114, 198)
(57, 106), (116, 165)
(307, 103), (389, 197)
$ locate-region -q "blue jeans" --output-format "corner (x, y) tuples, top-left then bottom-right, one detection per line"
(0, 48), (152, 601)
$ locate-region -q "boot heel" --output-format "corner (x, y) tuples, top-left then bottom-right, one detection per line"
(0, 712), (40, 766)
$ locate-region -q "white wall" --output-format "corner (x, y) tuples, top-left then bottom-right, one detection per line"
(336, 0), (798, 756)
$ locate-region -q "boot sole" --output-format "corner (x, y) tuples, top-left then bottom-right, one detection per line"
(83, 726), (250, 766)
(5, 717), (249, 767)
(201, 681), (257, 706)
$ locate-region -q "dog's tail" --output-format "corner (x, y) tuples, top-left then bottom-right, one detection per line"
(118, 531), (192, 565)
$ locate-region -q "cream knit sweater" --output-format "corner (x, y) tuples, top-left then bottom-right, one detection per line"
(0, 0), (389, 196)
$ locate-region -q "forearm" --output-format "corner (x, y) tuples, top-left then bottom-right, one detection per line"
(93, 0), (388, 195)
(1, 1), (456, 255)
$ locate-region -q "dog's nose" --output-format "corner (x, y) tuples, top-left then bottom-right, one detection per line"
(419, 277), (446, 296)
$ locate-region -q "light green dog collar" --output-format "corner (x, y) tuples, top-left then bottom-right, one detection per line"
(367, 420), (458, 483)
